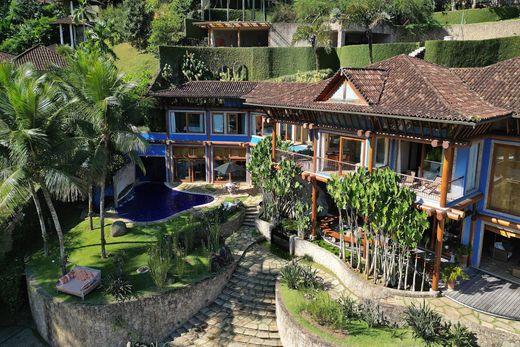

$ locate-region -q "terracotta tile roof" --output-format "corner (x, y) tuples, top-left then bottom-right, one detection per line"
(0, 52), (14, 63)
(151, 81), (260, 99)
(13, 46), (67, 71)
(452, 57), (520, 115)
(245, 55), (512, 124)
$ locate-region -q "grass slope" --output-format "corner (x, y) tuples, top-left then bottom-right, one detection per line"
(113, 43), (159, 77)
(433, 7), (519, 25)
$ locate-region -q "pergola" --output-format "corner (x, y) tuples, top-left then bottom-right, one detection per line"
(194, 21), (271, 47)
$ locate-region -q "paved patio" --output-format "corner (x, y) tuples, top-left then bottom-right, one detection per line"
(445, 268), (520, 321)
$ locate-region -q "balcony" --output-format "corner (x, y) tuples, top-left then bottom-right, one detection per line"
(395, 172), (465, 203)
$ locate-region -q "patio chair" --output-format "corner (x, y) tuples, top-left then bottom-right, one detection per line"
(56, 266), (101, 300)
(402, 170), (420, 189)
(425, 176), (442, 195)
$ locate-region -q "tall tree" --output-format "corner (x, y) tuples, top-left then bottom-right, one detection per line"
(0, 63), (82, 274)
(125, 0), (152, 50)
(55, 50), (146, 259)
(341, 0), (391, 64)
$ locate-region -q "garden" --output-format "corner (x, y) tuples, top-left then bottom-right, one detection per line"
(27, 202), (244, 304)
(278, 259), (478, 347)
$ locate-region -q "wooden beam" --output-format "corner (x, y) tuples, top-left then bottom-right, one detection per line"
(439, 146), (454, 208)
(368, 136), (374, 173)
(419, 143), (426, 178)
(432, 212), (445, 291)
(271, 122), (277, 161)
(311, 178), (318, 240)
(479, 214), (520, 231)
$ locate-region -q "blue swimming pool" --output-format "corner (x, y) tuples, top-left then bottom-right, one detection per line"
(116, 183), (214, 222)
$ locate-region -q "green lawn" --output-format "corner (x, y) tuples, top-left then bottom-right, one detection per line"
(27, 209), (239, 304)
(433, 7), (519, 25)
(113, 43), (159, 77)
(279, 284), (418, 347)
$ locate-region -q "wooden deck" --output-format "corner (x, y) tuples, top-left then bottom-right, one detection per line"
(446, 268), (520, 321)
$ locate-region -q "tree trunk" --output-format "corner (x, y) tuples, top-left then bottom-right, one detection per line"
(30, 183), (49, 256)
(314, 46), (320, 71)
(227, 0), (230, 21)
(472, 0), (477, 9)
(451, 0), (457, 11)
(404, 252), (410, 290)
(41, 186), (67, 275)
(366, 29), (374, 65)
(88, 185), (94, 230)
(99, 180), (107, 258)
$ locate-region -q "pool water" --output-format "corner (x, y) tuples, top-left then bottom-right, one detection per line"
(116, 183), (214, 222)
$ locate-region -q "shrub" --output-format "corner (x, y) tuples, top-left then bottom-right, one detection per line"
(357, 299), (387, 328)
(442, 264), (469, 284)
(300, 265), (325, 290)
(0, 258), (25, 323)
(148, 235), (174, 288)
(450, 322), (478, 347)
(338, 295), (358, 320)
(405, 301), (450, 345)
(304, 291), (346, 330)
(337, 42), (420, 68)
(280, 261), (303, 289)
(124, 0), (152, 49)
(271, 1), (296, 22)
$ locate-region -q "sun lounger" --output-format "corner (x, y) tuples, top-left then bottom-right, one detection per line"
(56, 266), (101, 300)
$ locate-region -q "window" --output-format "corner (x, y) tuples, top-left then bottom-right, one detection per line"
(211, 112), (246, 135)
(466, 141), (482, 193)
(212, 113), (224, 133)
(487, 144), (520, 216)
(251, 114), (263, 136)
(174, 112), (204, 133)
(374, 138), (389, 167)
(329, 80), (364, 104)
(279, 123), (293, 141)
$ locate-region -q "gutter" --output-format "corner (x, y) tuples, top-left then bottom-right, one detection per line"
(244, 102), (513, 127)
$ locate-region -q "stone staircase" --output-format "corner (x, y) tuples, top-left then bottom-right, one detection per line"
(166, 243), (285, 346)
(409, 46), (426, 58)
(243, 204), (260, 228)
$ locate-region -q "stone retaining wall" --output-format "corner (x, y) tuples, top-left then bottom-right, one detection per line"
(220, 207), (245, 238)
(255, 217), (274, 241)
(290, 236), (438, 299)
(27, 262), (238, 347)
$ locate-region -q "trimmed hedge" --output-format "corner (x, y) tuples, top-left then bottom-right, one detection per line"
(159, 43), (420, 81)
(336, 42), (420, 67)
(159, 46), (339, 81)
(432, 7), (519, 26)
(424, 36), (520, 67)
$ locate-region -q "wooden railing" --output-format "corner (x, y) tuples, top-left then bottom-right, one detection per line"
(395, 172), (465, 202)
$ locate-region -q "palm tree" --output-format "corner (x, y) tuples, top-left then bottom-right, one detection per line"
(342, 0), (391, 65)
(292, 21), (333, 71)
(0, 63), (82, 274)
(55, 50), (146, 259)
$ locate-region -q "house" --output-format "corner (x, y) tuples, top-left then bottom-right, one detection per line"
(148, 54), (520, 292)
(50, 0), (92, 48)
(0, 46), (67, 71)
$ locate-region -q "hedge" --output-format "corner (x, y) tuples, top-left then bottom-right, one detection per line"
(424, 35), (520, 67)
(336, 42), (420, 67)
(432, 7), (519, 26)
(159, 43), (420, 81)
(159, 46), (339, 81)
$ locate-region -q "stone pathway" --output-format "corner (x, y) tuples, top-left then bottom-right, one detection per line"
(166, 228), (287, 346)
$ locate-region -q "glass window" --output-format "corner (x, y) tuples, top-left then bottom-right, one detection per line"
(174, 112), (204, 133)
(295, 125), (302, 143)
(423, 147), (442, 180)
(375, 138), (388, 166)
(263, 122), (273, 136)
(212, 113), (224, 133)
(341, 138), (362, 164)
(488, 144), (520, 216)
(466, 142), (482, 192)
(251, 114), (263, 136)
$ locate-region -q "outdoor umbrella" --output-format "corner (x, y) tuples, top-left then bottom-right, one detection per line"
(214, 161), (244, 182)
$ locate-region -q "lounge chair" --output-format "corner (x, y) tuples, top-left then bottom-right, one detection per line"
(425, 176), (442, 195)
(56, 266), (101, 300)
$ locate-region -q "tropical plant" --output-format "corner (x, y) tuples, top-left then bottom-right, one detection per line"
(340, 0), (392, 64)
(450, 322), (478, 347)
(405, 301), (451, 345)
(0, 63), (83, 274)
(357, 299), (387, 328)
(81, 19), (121, 59)
(337, 295), (358, 320)
(148, 235), (174, 288)
(293, 200), (311, 239)
(181, 52), (211, 82)
(292, 21), (332, 71)
(125, 0), (152, 50)
(105, 252), (134, 302)
(147, 10), (184, 53)
(442, 264), (469, 284)
(280, 261), (303, 289)
(54, 50), (147, 258)
(72, 0), (99, 24)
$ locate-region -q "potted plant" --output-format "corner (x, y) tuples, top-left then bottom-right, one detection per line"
(456, 245), (471, 268)
(442, 265), (469, 290)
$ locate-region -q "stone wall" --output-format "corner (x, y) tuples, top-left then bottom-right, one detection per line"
(220, 207), (245, 238)
(255, 217), (274, 241)
(27, 261), (238, 347)
(291, 236), (438, 299)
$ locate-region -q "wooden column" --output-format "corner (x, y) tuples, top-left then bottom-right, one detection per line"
(432, 211), (445, 291)
(439, 146), (455, 208)
(312, 129), (317, 173)
(271, 122), (277, 161)
(367, 136), (374, 173)
(419, 143), (426, 178)
(311, 177), (318, 240)
(237, 28), (241, 47)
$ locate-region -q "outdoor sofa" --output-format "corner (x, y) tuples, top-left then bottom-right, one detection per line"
(56, 266), (101, 300)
